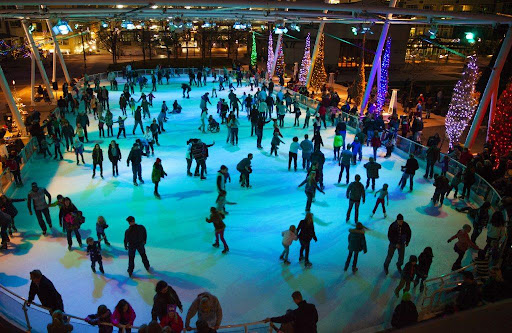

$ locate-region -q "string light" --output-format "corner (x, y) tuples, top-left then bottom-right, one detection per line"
(445, 55), (480, 148)
(488, 80), (512, 161)
(308, 33), (327, 91)
(298, 32), (311, 86)
(275, 41), (285, 77)
(376, 37), (391, 114)
(267, 33), (274, 78)
(250, 32), (257, 67)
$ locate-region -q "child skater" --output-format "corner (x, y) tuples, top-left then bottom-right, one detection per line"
(345, 222), (367, 273)
(270, 133), (285, 156)
(446, 168), (463, 198)
(216, 190), (236, 216)
(206, 207), (229, 254)
(371, 184), (389, 218)
(395, 255), (417, 297)
(96, 216), (110, 246)
(291, 102), (301, 127)
(86, 237), (104, 274)
(280, 225), (298, 264)
(414, 247), (433, 292)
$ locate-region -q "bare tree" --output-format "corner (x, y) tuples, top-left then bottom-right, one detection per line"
(97, 25), (121, 64)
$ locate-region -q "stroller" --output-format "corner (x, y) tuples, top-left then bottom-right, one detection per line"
(208, 116), (220, 133)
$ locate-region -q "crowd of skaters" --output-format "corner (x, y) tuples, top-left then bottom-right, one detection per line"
(2, 64), (511, 332)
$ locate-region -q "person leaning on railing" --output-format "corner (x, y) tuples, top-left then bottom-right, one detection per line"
(263, 291), (318, 333)
(26, 269), (64, 315)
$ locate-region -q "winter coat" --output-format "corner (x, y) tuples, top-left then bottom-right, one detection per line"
(96, 221), (108, 235)
(236, 158), (251, 172)
(348, 231), (367, 253)
(401, 262), (416, 281)
(159, 312), (184, 332)
(86, 241), (102, 262)
(426, 146), (440, 162)
(346, 181), (365, 201)
(73, 141), (84, 154)
(364, 161), (381, 179)
(28, 275), (63, 311)
(391, 300), (418, 329)
(333, 135), (343, 148)
(47, 321), (73, 333)
(85, 310), (113, 333)
(124, 224), (147, 249)
(92, 148), (103, 164)
(388, 221), (412, 246)
(282, 230), (298, 246)
(152, 163), (167, 183)
(76, 113), (89, 128)
(297, 219), (317, 242)
(416, 252), (433, 278)
(449, 230), (478, 252)
(152, 287), (183, 321)
(1, 198), (24, 218)
(404, 157), (419, 175)
(112, 305), (136, 326)
(127, 147), (144, 165)
(185, 292), (223, 328)
(28, 187), (51, 211)
(62, 124), (74, 138)
(270, 300), (318, 333)
(191, 142), (206, 162)
(340, 149), (353, 166)
(64, 211), (84, 231)
(207, 211), (226, 231)
(108, 144), (121, 162)
(300, 140), (314, 157)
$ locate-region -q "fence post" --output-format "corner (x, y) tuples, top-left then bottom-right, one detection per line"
(22, 303), (32, 332)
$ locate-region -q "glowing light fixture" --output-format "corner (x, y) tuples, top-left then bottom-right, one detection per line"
(53, 19), (72, 35)
(274, 25), (288, 34)
(290, 23), (300, 32)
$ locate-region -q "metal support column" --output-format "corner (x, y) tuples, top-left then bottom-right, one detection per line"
(486, 85), (498, 141)
(269, 31), (284, 79)
(46, 19), (71, 84)
(52, 44), (57, 84)
(465, 25), (512, 149)
(30, 54), (35, 106)
(360, 0), (398, 114)
(306, 21), (325, 88)
(22, 20), (56, 103)
(0, 65), (27, 134)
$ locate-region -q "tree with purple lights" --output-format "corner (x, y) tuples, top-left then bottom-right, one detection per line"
(298, 33), (311, 86)
(376, 37), (391, 114)
(274, 41), (285, 77)
(266, 33), (274, 78)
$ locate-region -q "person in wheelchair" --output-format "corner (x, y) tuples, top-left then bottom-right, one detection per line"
(207, 116), (220, 133)
(171, 100), (182, 114)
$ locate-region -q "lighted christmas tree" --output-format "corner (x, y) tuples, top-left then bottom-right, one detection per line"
(308, 33), (327, 92)
(350, 60), (365, 106)
(298, 32), (311, 86)
(274, 42), (285, 77)
(488, 80), (512, 160)
(445, 55), (480, 149)
(376, 37), (391, 114)
(266, 33), (274, 78)
(250, 32), (257, 67)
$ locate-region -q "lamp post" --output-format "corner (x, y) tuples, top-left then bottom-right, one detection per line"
(80, 28), (87, 70)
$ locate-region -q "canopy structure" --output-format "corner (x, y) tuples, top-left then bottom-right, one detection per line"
(0, 1), (511, 25)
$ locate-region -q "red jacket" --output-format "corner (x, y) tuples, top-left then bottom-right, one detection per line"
(371, 136), (381, 148)
(459, 151), (473, 166)
(318, 106), (327, 116)
(160, 313), (184, 332)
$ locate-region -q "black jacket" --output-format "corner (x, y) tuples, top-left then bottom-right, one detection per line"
(127, 147), (144, 165)
(271, 300), (318, 333)
(151, 287), (183, 321)
(108, 144), (122, 162)
(388, 221), (411, 246)
(28, 275), (63, 311)
(404, 157), (419, 175)
(124, 224), (147, 249)
(297, 220), (317, 243)
(391, 300), (418, 328)
(92, 148), (103, 164)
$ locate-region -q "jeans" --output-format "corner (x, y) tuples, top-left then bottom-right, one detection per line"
(214, 229), (228, 250)
(158, 120), (164, 132)
(373, 146), (378, 160)
(12, 170), (22, 185)
(425, 160), (435, 178)
(133, 120), (144, 134)
(303, 116), (310, 128)
(281, 244), (290, 261)
(35, 208), (52, 232)
(231, 127), (239, 145)
(453, 244), (466, 269)
(127, 244), (150, 274)
(93, 162), (103, 176)
(98, 126), (105, 138)
(195, 160), (206, 178)
(238, 169), (250, 187)
(186, 158), (193, 175)
(346, 199), (361, 222)
(64, 135), (73, 151)
(305, 192), (314, 212)
(334, 147), (340, 160)
(384, 243), (405, 270)
(345, 250), (359, 269)
(270, 144), (278, 156)
(302, 153), (311, 170)
(373, 198), (386, 214)
(399, 172), (414, 190)
(117, 128), (126, 138)
(107, 125), (113, 137)
(299, 238), (311, 262)
(66, 229), (82, 247)
(395, 278), (411, 295)
(54, 145), (63, 159)
(111, 161), (119, 176)
(131, 163), (142, 183)
(288, 152), (297, 170)
(256, 129), (263, 147)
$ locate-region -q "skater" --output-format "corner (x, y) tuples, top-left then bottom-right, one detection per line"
(150, 119), (160, 145)
(297, 213), (317, 268)
(51, 135), (64, 160)
(370, 130), (381, 160)
(27, 270), (64, 314)
(85, 305), (113, 332)
(338, 144), (353, 184)
(237, 154), (253, 188)
(64, 209), (84, 250)
(151, 280), (183, 321)
(456, 201), (490, 243)
(312, 132), (324, 152)
(92, 144), (104, 178)
(0, 211), (12, 250)
(383, 214), (412, 275)
(345, 222), (367, 273)
(298, 171), (325, 212)
(263, 291), (318, 333)
(300, 134), (314, 170)
(61, 120), (74, 151)
(191, 140), (214, 180)
(76, 112), (90, 142)
(75, 123), (86, 143)
(124, 216), (151, 277)
(96, 216), (110, 246)
(133, 106), (144, 135)
(424, 145), (440, 179)
(292, 101), (301, 127)
(270, 133), (285, 156)
(432, 174), (449, 206)
(399, 154), (419, 191)
(371, 184), (389, 218)
(158, 106), (166, 132)
(86, 237), (104, 274)
(152, 158), (167, 198)
(112, 299), (136, 333)
(5, 151), (23, 185)
(108, 140), (121, 177)
(280, 225), (298, 264)
(448, 224), (480, 271)
(228, 115), (240, 145)
(394, 255), (417, 297)
(199, 109), (207, 133)
(446, 168), (463, 198)
(73, 140), (85, 165)
(413, 247), (433, 292)
(346, 175), (365, 223)
(333, 132), (343, 161)
(363, 157), (381, 191)
(303, 107), (312, 129)
(27, 182), (52, 235)
(127, 143), (146, 186)
(288, 137), (300, 171)
(200, 92), (211, 113)
(184, 292), (223, 331)
(0, 195), (25, 236)
(206, 207), (229, 254)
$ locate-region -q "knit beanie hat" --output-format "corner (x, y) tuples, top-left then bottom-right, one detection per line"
(402, 292), (412, 302)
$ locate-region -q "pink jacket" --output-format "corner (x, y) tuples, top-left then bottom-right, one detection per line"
(112, 305), (136, 326)
(450, 230), (479, 252)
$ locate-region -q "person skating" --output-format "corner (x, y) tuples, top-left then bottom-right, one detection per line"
(92, 144), (104, 178)
(150, 119), (160, 146)
(185, 292), (223, 331)
(0, 210), (12, 249)
(127, 143), (147, 186)
(345, 222), (367, 273)
(0, 195), (25, 236)
(399, 154), (419, 191)
(288, 137), (300, 171)
(96, 216), (110, 246)
(300, 134), (314, 170)
(143, 127), (156, 155)
(303, 107), (312, 129)
(394, 255), (417, 297)
(158, 106), (166, 132)
(115, 116), (127, 139)
(371, 184), (389, 218)
(61, 120), (74, 151)
(27, 270), (64, 314)
(108, 140), (121, 177)
(338, 144), (353, 184)
(424, 145), (441, 179)
(298, 171), (325, 212)
(255, 116), (271, 149)
(280, 225), (298, 264)
(263, 291), (318, 333)
(447, 224), (479, 271)
(206, 207), (229, 253)
(391, 292), (418, 329)
(191, 140), (214, 180)
(124, 216), (150, 277)
(363, 157), (381, 191)
(152, 158), (167, 198)
(413, 247), (434, 292)
(333, 132), (343, 161)
(370, 130), (381, 160)
(346, 175), (365, 223)
(63, 208), (84, 250)
(236, 154), (253, 188)
(297, 213), (317, 268)
(133, 106), (144, 135)
(311, 132), (324, 152)
(432, 173), (449, 206)
(86, 237), (104, 274)
(76, 111), (90, 142)
(383, 214), (412, 275)
(4, 150), (22, 186)
(270, 132), (285, 156)
(27, 182), (52, 235)
(152, 280), (183, 321)
(51, 134), (64, 160)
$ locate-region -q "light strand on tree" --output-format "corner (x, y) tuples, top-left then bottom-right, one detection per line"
(488, 80), (512, 160)
(266, 33), (274, 78)
(445, 55), (480, 149)
(275, 41), (285, 77)
(376, 37), (391, 114)
(298, 32), (311, 86)
(251, 32), (257, 67)
(309, 33), (327, 91)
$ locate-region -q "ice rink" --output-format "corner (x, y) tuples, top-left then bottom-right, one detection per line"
(1, 76), (482, 332)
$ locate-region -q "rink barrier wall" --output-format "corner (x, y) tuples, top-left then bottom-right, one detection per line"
(0, 69), (507, 332)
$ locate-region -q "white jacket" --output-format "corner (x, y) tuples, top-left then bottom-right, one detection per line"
(282, 230), (298, 246)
